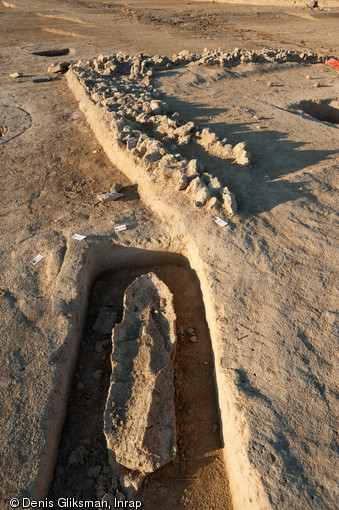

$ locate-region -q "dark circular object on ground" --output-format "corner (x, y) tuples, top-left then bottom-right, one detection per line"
(298, 98), (339, 125)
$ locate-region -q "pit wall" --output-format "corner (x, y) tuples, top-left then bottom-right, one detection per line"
(184, 242), (271, 510)
(63, 69), (271, 510)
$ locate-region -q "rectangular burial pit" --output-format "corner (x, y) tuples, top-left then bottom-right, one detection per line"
(48, 259), (232, 509)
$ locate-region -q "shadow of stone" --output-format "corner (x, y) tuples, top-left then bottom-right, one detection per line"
(120, 183), (140, 202)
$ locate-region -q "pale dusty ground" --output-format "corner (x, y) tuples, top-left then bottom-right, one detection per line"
(0, 1), (338, 509)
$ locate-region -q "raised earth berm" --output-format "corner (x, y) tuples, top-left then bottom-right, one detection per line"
(104, 273), (177, 498)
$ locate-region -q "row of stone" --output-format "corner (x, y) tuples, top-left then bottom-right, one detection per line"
(76, 48), (304, 215)
(110, 115), (238, 216)
(181, 47), (329, 67)
(77, 47), (329, 78)
(72, 56), (243, 216)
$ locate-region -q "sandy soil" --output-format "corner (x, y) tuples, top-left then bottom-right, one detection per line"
(0, 1), (338, 509)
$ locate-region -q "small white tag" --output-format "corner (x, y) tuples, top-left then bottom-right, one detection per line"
(92, 150), (97, 153)
(30, 253), (44, 265)
(114, 224), (127, 232)
(72, 234), (87, 240)
(213, 216), (228, 227)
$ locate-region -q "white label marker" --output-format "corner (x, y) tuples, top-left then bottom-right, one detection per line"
(114, 224), (127, 232)
(213, 216), (229, 227)
(30, 253), (44, 265)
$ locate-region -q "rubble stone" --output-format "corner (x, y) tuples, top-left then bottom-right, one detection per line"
(174, 121), (195, 137)
(110, 183), (123, 193)
(233, 142), (251, 167)
(207, 196), (222, 211)
(48, 62), (70, 74)
(194, 186), (212, 207)
(186, 159), (199, 177)
(176, 174), (188, 191)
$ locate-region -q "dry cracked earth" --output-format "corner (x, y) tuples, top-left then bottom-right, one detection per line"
(1, 1), (338, 510)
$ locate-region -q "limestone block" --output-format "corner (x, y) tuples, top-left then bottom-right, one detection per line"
(92, 307), (118, 335)
(194, 186), (212, 207)
(203, 174), (222, 196)
(126, 137), (138, 151)
(178, 134), (191, 146)
(186, 175), (204, 195)
(236, 151), (251, 167)
(233, 142), (251, 166)
(207, 196), (222, 211)
(200, 127), (217, 143)
(174, 121), (195, 137)
(161, 165), (177, 178)
(48, 62), (70, 74)
(150, 101), (162, 114)
(186, 159), (199, 177)
(144, 150), (162, 163)
(233, 142), (247, 158)
(175, 173), (188, 191)
(104, 273), (177, 496)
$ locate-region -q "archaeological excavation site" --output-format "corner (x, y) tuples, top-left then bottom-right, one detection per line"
(1, 0), (338, 509)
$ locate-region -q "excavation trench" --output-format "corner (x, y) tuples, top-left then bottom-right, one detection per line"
(48, 254), (232, 509)
(298, 98), (339, 125)
(49, 56), (276, 509)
